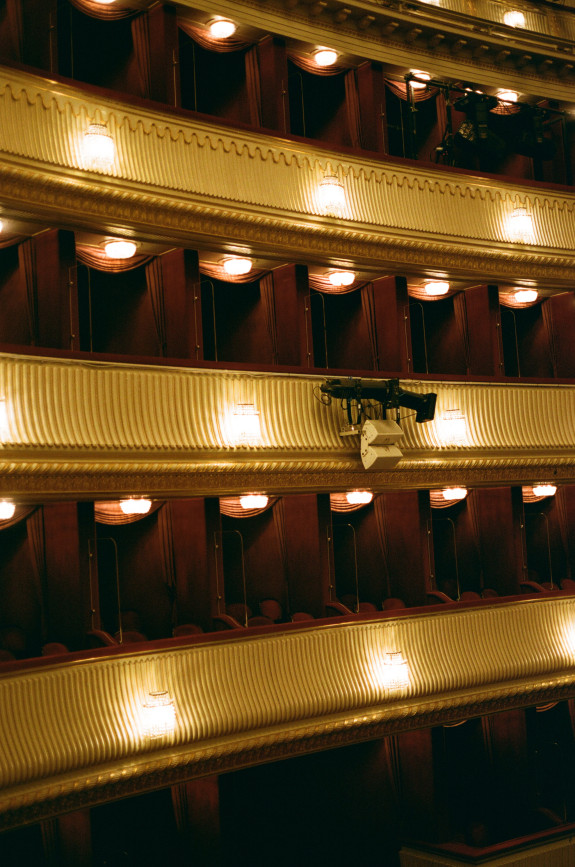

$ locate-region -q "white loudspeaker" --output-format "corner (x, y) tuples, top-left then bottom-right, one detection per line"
(361, 419), (403, 445)
(360, 419), (404, 470)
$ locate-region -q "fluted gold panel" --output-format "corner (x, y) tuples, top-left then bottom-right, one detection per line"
(1, 596), (575, 824)
(2, 68), (575, 281)
(1, 353), (575, 496)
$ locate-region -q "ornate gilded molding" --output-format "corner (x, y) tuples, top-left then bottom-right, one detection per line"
(1, 68), (575, 283)
(1, 596), (575, 828)
(179, 0), (575, 100)
(0, 353), (574, 497)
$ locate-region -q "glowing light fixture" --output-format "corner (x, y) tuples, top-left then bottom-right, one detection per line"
(0, 501), (16, 520)
(410, 71), (431, 90)
(232, 404), (261, 444)
(0, 399), (9, 441)
(346, 491), (373, 506)
(222, 257), (253, 276)
(104, 240), (137, 260)
(94, 0), (116, 4)
(83, 123), (115, 169)
(208, 18), (237, 39)
(442, 487), (468, 501)
(0, 220), (3, 233)
(504, 10), (525, 27)
(329, 270), (355, 287)
(240, 495), (269, 509)
(498, 89), (519, 104)
(532, 484), (557, 497)
(318, 172), (345, 217)
(508, 206), (534, 243)
(314, 48), (338, 68)
(120, 498), (152, 515)
(438, 409), (467, 445)
(382, 652), (410, 690)
(425, 280), (450, 296)
(514, 288), (538, 303)
(141, 691), (177, 739)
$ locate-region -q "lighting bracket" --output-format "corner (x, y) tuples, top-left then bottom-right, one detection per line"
(320, 377), (437, 427)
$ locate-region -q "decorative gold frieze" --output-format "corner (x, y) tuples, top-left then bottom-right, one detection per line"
(1, 596), (575, 826)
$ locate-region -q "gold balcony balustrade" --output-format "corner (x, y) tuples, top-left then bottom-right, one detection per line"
(1, 595), (575, 827)
(0, 353), (574, 498)
(1, 68), (575, 284)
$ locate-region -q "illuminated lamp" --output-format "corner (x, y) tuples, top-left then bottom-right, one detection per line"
(313, 48), (338, 68)
(425, 281), (450, 296)
(508, 206), (534, 243)
(410, 71), (431, 90)
(504, 10), (525, 27)
(514, 288), (538, 303)
(318, 173), (345, 217)
(346, 491), (373, 506)
(104, 240), (137, 259)
(222, 257), (253, 276)
(329, 270), (355, 287)
(0, 220), (3, 232)
(208, 18), (237, 39)
(498, 90), (519, 104)
(382, 652), (410, 690)
(0, 501), (16, 520)
(442, 487), (468, 501)
(120, 498), (152, 515)
(83, 123), (115, 168)
(532, 484), (557, 497)
(232, 404), (261, 443)
(94, 0), (116, 4)
(240, 495), (269, 509)
(141, 691), (177, 739)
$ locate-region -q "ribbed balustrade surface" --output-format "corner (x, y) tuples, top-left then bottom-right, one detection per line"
(1, 596), (575, 826)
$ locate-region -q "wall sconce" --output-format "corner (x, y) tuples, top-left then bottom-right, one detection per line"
(437, 410), (467, 445)
(409, 71), (431, 90)
(240, 495), (269, 509)
(208, 18), (237, 39)
(83, 123), (115, 169)
(0, 501), (15, 520)
(329, 270), (355, 287)
(424, 281), (450, 296)
(0, 220), (3, 233)
(0, 398), (10, 441)
(318, 172), (346, 218)
(314, 48), (338, 68)
(532, 484), (557, 497)
(442, 487), (468, 501)
(120, 498), (152, 515)
(232, 404), (261, 444)
(498, 90), (519, 104)
(508, 206), (534, 243)
(382, 651), (410, 690)
(514, 288), (538, 303)
(222, 257), (253, 276)
(104, 240), (137, 259)
(141, 691), (177, 739)
(503, 10), (525, 27)
(346, 491), (373, 505)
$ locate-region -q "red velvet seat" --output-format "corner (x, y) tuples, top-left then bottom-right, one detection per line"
(173, 624), (204, 637)
(259, 599), (283, 622)
(42, 642), (70, 656)
(382, 597), (406, 611)
(247, 616), (274, 627)
(291, 612), (315, 622)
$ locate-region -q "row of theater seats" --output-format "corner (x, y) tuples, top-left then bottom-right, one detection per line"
(2, 582), (574, 663)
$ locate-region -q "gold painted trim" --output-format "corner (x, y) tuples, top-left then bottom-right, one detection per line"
(1, 596), (575, 827)
(1, 68), (575, 283)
